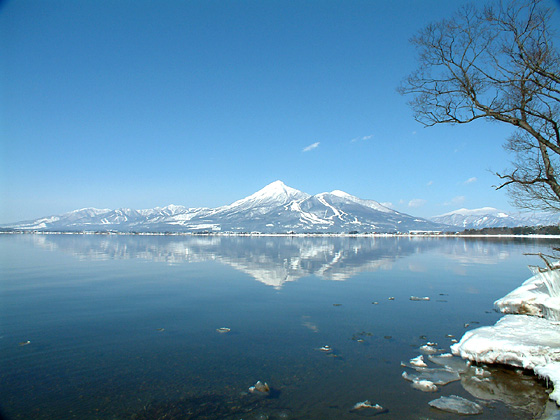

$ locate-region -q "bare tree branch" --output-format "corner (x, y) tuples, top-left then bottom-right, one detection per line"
(400, 0), (560, 213)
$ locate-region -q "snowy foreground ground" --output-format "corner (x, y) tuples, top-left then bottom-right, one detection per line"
(452, 268), (560, 405)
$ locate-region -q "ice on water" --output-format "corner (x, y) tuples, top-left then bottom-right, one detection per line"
(411, 379), (438, 392)
(428, 395), (483, 415)
(452, 268), (560, 405)
(419, 344), (443, 355)
(409, 355), (427, 367)
(402, 349), (469, 393)
(402, 368), (461, 386)
(428, 353), (471, 373)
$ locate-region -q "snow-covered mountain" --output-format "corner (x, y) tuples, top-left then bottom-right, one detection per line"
(3, 180), (447, 233)
(431, 207), (560, 229)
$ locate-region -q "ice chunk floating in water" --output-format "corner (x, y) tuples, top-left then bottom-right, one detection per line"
(402, 368), (460, 386)
(410, 296), (430, 301)
(419, 344), (443, 355)
(411, 379), (438, 392)
(428, 353), (470, 373)
(428, 395), (483, 415)
(350, 400), (384, 412)
(409, 355), (427, 367)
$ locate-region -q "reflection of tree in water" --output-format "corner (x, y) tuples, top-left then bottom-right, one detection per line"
(27, 234), (559, 287)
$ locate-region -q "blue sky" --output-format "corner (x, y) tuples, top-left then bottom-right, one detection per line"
(2, 0), (559, 224)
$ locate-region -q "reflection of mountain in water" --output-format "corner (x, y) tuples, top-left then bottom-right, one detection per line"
(26, 235), (555, 288)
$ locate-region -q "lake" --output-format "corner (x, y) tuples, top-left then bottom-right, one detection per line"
(0, 234), (558, 419)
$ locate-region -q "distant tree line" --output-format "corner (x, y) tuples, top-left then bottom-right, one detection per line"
(460, 225), (560, 235)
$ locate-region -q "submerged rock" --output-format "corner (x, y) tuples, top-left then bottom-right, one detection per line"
(351, 331), (373, 341)
(249, 381), (270, 395)
(429, 395), (483, 415)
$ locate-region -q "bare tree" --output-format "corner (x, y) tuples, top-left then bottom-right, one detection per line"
(399, 0), (560, 212)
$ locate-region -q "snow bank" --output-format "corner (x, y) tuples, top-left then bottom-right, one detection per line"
(451, 315), (560, 369)
(496, 269), (560, 320)
(452, 267), (560, 405)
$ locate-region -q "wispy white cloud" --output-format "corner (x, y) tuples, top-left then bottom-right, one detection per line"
(444, 196), (466, 206)
(303, 142), (320, 152)
(464, 177), (477, 184)
(351, 134), (374, 143)
(408, 198), (427, 208)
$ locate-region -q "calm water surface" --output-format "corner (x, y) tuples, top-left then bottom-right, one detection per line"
(1, 234), (558, 419)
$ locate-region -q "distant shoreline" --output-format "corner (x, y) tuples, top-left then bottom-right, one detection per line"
(2, 230), (560, 239)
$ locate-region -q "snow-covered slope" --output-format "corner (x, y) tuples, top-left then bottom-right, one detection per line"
(216, 180), (311, 213)
(431, 208), (560, 229)
(3, 181), (447, 233)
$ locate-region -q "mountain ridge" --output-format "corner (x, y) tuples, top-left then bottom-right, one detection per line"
(430, 207), (559, 229)
(2, 181), (446, 233)
(4, 181), (558, 233)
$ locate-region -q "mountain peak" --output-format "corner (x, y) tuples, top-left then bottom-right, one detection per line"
(330, 190), (352, 198)
(260, 180), (289, 193)
(224, 181), (310, 210)
(268, 180), (287, 187)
